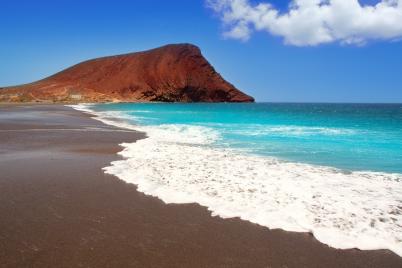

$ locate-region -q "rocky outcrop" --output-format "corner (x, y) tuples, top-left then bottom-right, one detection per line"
(0, 44), (254, 103)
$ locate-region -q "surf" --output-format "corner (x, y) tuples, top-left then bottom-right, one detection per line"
(70, 103), (402, 257)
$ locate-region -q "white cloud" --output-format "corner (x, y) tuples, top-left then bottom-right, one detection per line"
(207, 0), (402, 46)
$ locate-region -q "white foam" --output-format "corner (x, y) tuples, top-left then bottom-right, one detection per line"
(66, 103), (94, 113)
(70, 104), (402, 257)
(67, 104), (140, 131)
(218, 124), (357, 137)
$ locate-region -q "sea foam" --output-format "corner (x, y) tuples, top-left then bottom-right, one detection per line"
(70, 103), (402, 257)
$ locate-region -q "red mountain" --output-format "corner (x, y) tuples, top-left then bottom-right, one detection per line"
(0, 44), (254, 103)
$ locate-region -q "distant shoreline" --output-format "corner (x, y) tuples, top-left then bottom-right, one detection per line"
(1, 100), (401, 105)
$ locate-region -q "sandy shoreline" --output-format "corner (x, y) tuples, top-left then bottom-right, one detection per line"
(0, 104), (401, 268)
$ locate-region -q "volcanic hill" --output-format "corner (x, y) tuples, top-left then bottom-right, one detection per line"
(0, 44), (254, 103)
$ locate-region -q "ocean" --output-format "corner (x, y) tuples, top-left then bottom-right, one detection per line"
(72, 103), (402, 256)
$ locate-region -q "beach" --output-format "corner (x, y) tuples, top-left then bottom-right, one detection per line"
(1, 104), (401, 268)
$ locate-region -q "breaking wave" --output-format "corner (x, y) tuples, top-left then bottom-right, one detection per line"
(70, 103), (402, 257)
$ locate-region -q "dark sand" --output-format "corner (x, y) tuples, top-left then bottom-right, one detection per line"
(0, 104), (401, 268)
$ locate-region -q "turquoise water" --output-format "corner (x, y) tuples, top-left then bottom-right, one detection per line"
(77, 103), (402, 255)
(92, 103), (402, 174)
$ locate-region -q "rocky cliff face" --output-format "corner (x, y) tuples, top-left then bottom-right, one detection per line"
(0, 44), (254, 103)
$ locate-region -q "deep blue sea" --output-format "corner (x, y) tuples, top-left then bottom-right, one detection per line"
(74, 103), (402, 256)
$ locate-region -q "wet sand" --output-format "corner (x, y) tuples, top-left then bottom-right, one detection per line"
(0, 104), (401, 268)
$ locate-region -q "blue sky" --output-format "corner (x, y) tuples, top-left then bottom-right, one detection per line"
(1, 0), (402, 102)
